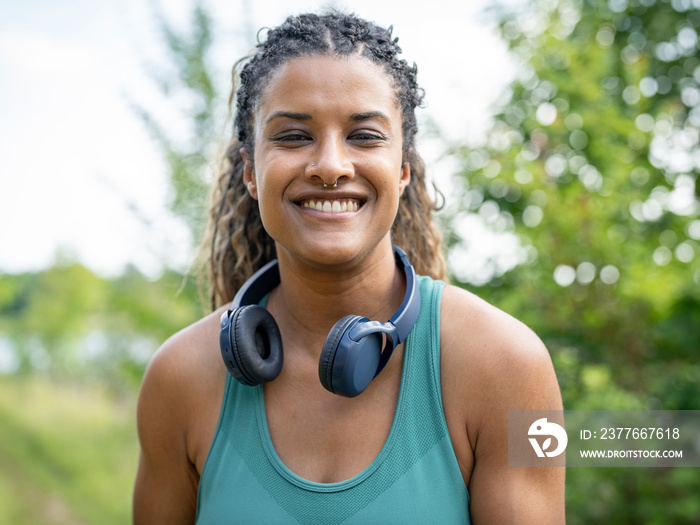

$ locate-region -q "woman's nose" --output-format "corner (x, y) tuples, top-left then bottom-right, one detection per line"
(305, 136), (354, 186)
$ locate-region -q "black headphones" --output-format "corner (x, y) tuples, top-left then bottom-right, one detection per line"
(219, 245), (421, 397)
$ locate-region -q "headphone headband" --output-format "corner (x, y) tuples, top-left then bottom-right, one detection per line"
(233, 246), (417, 327)
(232, 258), (280, 309)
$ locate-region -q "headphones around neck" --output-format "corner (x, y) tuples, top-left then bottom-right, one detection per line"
(219, 245), (421, 397)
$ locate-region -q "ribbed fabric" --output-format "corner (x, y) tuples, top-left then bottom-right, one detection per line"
(196, 276), (471, 524)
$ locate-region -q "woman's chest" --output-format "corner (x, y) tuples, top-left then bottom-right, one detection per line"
(262, 362), (402, 484)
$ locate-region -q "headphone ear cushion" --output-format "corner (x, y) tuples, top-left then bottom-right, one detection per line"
(230, 305), (283, 385)
(318, 315), (361, 393)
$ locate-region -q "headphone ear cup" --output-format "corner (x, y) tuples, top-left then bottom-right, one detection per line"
(229, 305), (283, 385)
(318, 315), (360, 394)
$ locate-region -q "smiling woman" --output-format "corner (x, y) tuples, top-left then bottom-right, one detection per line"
(133, 11), (565, 525)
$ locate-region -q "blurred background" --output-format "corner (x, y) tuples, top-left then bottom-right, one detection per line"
(0, 0), (698, 523)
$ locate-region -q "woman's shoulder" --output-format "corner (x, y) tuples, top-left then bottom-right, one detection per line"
(440, 284), (550, 366)
(136, 307), (228, 452)
(438, 283), (560, 414)
(144, 307), (227, 390)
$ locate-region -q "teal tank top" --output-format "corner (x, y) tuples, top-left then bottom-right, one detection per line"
(196, 275), (471, 524)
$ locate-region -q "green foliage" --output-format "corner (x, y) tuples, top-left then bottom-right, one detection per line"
(565, 466), (700, 525)
(0, 377), (138, 525)
(449, 0), (700, 520)
(451, 0), (699, 403)
(0, 262), (202, 391)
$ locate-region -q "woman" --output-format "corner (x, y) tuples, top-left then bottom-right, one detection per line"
(134, 12), (565, 524)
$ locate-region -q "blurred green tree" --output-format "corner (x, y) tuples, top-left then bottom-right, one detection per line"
(0, 260), (106, 373)
(450, 0), (699, 405)
(448, 0), (700, 522)
(0, 262), (201, 390)
(130, 3), (220, 245)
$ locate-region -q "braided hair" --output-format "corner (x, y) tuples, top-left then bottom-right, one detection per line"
(204, 12), (446, 310)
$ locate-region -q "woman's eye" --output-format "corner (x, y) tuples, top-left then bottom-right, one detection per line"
(272, 133), (311, 143)
(350, 131), (386, 142)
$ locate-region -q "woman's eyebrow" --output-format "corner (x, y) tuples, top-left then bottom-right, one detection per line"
(350, 111), (390, 123)
(265, 111), (312, 124)
(264, 111), (391, 125)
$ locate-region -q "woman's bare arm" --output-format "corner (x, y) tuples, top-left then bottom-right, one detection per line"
(441, 285), (565, 524)
(133, 335), (200, 525)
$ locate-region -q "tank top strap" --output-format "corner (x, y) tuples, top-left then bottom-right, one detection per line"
(405, 275), (446, 423)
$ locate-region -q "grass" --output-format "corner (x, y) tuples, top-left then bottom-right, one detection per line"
(0, 376), (139, 525)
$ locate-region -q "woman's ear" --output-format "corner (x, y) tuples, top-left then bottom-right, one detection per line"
(241, 148), (258, 200)
(399, 161), (411, 196)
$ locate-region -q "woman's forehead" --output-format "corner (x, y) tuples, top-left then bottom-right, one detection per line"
(254, 54), (400, 122)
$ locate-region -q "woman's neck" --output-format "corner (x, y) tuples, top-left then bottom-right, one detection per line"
(266, 241), (406, 357)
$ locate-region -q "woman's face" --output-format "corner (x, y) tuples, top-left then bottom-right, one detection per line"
(243, 54), (410, 268)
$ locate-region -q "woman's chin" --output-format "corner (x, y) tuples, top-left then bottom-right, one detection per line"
(276, 235), (389, 271)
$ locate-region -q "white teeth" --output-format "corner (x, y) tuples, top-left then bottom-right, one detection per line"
(302, 199), (359, 213)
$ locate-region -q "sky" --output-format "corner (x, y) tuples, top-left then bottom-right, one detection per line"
(0, 0), (518, 278)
